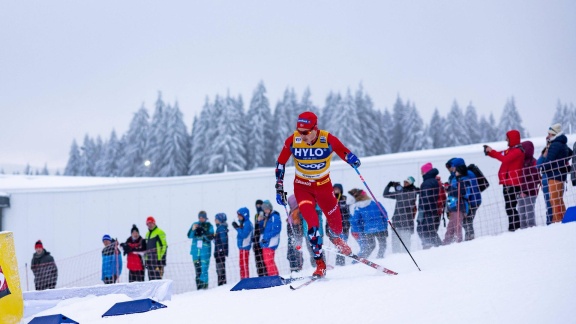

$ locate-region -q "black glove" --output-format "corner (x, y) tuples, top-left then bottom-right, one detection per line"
(195, 227), (205, 236)
(387, 181), (395, 187)
(232, 221), (240, 229)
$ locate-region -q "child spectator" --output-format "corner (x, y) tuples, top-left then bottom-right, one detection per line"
(232, 207), (253, 279)
(214, 213), (229, 286)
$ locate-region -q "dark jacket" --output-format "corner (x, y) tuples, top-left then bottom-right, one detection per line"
(419, 168), (440, 215)
(122, 236), (146, 271)
(214, 223), (229, 259)
(521, 141), (541, 196)
(31, 249), (58, 290)
(488, 130), (525, 186)
(537, 134), (571, 182)
(383, 183), (418, 230)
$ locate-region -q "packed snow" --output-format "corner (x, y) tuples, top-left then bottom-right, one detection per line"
(22, 223), (576, 324)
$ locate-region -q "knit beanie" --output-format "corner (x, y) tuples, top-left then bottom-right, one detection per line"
(35, 240), (43, 249)
(405, 176), (415, 185)
(421, 162), (433, 174)
(215, 213), (227, 223)
(102, 234), (111, 242)
(198, 211), (208, 219)
(255, 199), (264, 206)
(146, 216), (156, 224)
(131, 224), (139, 234)
(333, 183), (343, 192)
(262, 200), (273, 211)
(548, 123), (561, 135)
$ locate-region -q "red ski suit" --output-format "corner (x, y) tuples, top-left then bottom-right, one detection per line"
(276, 130), (351, 235)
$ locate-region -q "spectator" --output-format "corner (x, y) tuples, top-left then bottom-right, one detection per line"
(443, 165), (469, 245)
(274, 111), (357, 278)
(417, 162), (442, 249)
(485, 130), (525, 231)
(519, 141), (541, 228)
(214, 213), (229, 286)
(260, 200), (282, 276)
(144, 216), (167, 280)
(252, 199), (268, 277)
(349, 189), (388, 259)
(120, 224), (146, 282)
(383, 176), (418, 253)
(187, 211), (214, 290)
(450, 158), (482, 241)
(101, 234), (122, 284)
(537, 123), (571, 223)
(31, 240), (58, 290)
(232, 207), (253, 279)
(332, 184), (351, 266)
(286, 194), (304, 277)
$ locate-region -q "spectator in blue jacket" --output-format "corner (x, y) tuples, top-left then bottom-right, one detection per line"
(187, 211), (214, 290)
(417, 163), (442, 249)
(232, 207), (253, 279)
(443, 165), (469, 244)
(537, 123), (571, 223)
(101, 234), (122, 284)
(260, 200), (282, 276)
(349, 189), (389, 259)
(214, 213), (229, 286)
(450, 158), (482, 241)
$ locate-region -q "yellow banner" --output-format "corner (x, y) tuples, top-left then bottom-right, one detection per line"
(0, 231), (24, 324)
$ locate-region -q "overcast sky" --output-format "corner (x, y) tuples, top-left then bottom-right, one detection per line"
(1, 1), (575, 171)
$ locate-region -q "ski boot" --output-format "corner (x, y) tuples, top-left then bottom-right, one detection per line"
(312, 258), (326, 278)
(331, 237), (352, 256)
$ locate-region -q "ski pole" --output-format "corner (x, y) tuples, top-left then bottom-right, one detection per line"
(353, 166), (421, 271)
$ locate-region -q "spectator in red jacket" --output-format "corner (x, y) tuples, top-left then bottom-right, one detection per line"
(120, 224), (146, 282)
(485, 129), (525, 231)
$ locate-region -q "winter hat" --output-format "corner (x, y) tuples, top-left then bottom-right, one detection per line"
(255, 199), (264, 206)
(102, 234), (111, 242)
(262, 200), (273, 211)
(146, 216), (156, 224)
(288, 194), (298, 210)
(296, 111), (318, 129)
(451, 158), (466, 168)
(237, 207), (249, 219)
(548, 123), (561, 136)
(198, 211), (208, 219)
(131, 224), (139, 234)
(421, 162), (433, 174)
(445, 158), (456, 169)
(333, 183), (343, 193)
(215, 213), (227, 223)
(405, 176), (415, 185)
(348, 188), (364, 199)
(35, 240), (43, 249)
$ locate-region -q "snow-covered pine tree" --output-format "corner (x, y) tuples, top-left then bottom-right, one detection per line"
(207, 95), (247, 173)
(189, 98), (212, 175)
(94, 130), (122, 177)
(41, 163), (49, 176)
(300, 87), (320, 117)
(428, 108), (445, 148)
(355, 85), (380, 156)
(271, 89), (297, 166)
(64, 139), (81, 176)
(380, 109), (393, 154)
(330, 89), (364, 157)
(78, 135), (97, 176)
(443, 101), (470, 147)
(118, 105), (150, 177)
(465, 103), (481, 144)
(398, 102), (431, 151)
(321, 92), (341, 133)
(146, 92), (168, 176)
(390, 95), (407, 153)
(156, 103), (190, 177)
(246, 81), (273, 169)
(498, 97), (526, 138)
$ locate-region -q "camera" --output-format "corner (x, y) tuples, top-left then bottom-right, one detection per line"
(483, 145), (489, 156)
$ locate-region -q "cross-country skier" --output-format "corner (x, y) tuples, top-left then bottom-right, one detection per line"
(275, 111), (361, 278)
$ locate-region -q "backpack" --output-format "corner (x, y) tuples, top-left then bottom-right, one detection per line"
(467, 164), (489, 192)
(436, 178), (447, 216)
